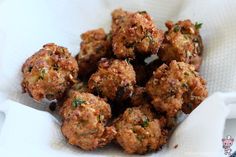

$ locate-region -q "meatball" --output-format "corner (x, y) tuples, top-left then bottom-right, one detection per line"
(21, 43), (78, 101)
(88, 59), (136, 101)
(130, 86), (149, 106)
(113, 104), (167, 154)
(76, 28), (111, 78)
(60, 92), (116, 150)
(159, 20), (203, 71)
(146, 60), (208, 117)
(111, 9), (164, 59)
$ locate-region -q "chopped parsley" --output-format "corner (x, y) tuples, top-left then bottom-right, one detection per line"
(72, 98), (86, 108)
(141, 117), (149, 128)
(125, 58), (131, 64)
(195, 22), (203, 30)
(173, 25), (180, 32)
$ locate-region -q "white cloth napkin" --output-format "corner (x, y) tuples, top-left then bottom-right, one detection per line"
(0, 0), (236, 156)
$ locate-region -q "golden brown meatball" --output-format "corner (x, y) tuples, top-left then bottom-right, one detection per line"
(60, 91), (116, 150)
(130, 86), (149, 106)
(159, 20), (203, 71)
(113, 104), (167, 154)
(88, 59), (136, 101)
(146, 60), (208, 117)
(111, 9), (164, 59)
(76, 28), (111, 78)
(21, 43), (78, 101)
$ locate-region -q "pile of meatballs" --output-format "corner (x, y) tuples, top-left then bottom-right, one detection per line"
(21, 9), (208, 154)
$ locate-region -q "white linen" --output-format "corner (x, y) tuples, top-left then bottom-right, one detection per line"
(0, 0), (236, 156)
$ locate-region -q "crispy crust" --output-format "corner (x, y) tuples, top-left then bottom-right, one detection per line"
(76, 28), (112, 78)
(146, 60), (208, 117)
(113, 104), (167, 154)
(159, 20), (203, 71)
(88, 59), (136, 101)
(21, 43), (78, 101)
(60, 92), (116, 150)
(111, 9), (164, 59)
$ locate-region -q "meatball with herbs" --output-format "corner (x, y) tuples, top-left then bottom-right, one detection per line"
(159, 20), (203, 71)
(113, 104), (167, 154)
(21, 43), (79, 101)
(111, 9), (164, 59)
(146, 60), (208, 117)
(60, 91), (116, 150)
(88, 59), (136, 101)
(76, 28), (112, 78)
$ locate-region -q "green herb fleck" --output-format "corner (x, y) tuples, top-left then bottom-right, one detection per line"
(125, 58), (131, 64)
(173, 25), (180, 32)
(195, 22), (203, 30)
(141, 117), (149, 128)
(39, 69), (46, 80)
(72, 98), (86, 108)
(138, 11), (147, 14)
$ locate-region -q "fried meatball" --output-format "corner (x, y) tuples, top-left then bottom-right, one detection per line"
(111, 9), (164, 59)
(130, 86), (149, 106)
(60, 92), (116, 150)
(159, 20), (203, 71)
(113, 104), (167, 154)
(88, 59), (136, 101)
(21, 43), (78, 101)
(146, 60), (208, 117)
(76, 28), (111, 78)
